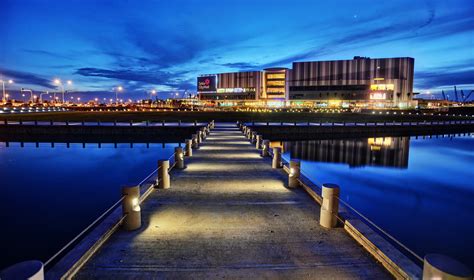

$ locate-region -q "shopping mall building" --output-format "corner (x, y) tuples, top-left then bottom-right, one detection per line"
(197, 56), (416, 109)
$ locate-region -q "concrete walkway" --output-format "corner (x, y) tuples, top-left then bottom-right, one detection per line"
(75, 123), (390, 279)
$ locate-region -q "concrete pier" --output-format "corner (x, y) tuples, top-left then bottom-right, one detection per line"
(72, 123), (390, 279)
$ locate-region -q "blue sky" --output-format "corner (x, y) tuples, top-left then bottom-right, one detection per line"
(0, 0), (473, 100)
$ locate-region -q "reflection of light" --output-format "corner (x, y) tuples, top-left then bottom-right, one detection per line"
(368, 137), (392, 147)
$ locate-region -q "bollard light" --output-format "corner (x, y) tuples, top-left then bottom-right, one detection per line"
(122, 186), (141, 230)
(288, 159), (301, 188)
(175, 147), (185, 169)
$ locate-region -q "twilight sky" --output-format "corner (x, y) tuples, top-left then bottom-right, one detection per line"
(0, 0), (473, 100)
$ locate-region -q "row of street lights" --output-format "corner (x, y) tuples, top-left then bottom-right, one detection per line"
(1, 75), (188, 105)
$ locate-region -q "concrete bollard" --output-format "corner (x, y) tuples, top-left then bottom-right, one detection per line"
(122, 186), (141, 230)
(320, 184), (340, 228)
(423, 254), (472, 280)
(272, 147), (282, 168)
(288, 159), (301, 188)
(0, 260), (44, 280)
(197, 130), (203, 143)
(262, 140), (270, 157)
(251, 132), (257, 144)
(157, 160), (170, 189)
(256, 135), (262, 149)
(185, 139), (192, 156)
(174, 147), (185, 169)
(192, 134), (199, 149)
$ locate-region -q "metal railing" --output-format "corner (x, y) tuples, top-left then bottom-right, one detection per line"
(1, 120), (207, 127)
(242, 119), (474, 127)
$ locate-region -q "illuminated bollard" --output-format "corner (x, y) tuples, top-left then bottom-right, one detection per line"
(262, 140), (270, 157)
(121, 185), (141, 231)
(272, 147), (282, 168)
(174, 147), (185, 169)
(251, 132), (257, 144)
(243, 126), (247, 135)
(255, 135), (262, 149)
(0, 260), (44, 280)
(192, 134), (199, 149)
(423, 254), (472, 280)
(185, 139), (192, 156)
(288, 159), (301, 188)
(320, 183), (340, 228)
(201, 127), (207, 139)
(157, 160), (170, 189)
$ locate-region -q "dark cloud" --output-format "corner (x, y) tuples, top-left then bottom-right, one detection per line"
(0, 68), (56, 89)
(76, 67), (171, 85)
(415, 68), (474, 89)
(75, 67), (194, 92)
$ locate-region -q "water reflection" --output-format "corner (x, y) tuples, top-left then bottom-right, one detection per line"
(282, 137), (410, 168)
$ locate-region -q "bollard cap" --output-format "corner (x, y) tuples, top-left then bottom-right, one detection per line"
(424, 254), (472, 278)
(322, 183), (340, 198)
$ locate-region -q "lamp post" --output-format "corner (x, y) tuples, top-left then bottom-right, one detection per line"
(115, 86), (123, 106)
(21, 88), (34, 103)
(1, 79), (13, 103)
(54, 79), (72, 104)
(39, 91), (49, 103)
(149, 89), (156, 101)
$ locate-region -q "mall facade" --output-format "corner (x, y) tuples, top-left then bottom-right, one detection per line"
(197, 56), (416, 108)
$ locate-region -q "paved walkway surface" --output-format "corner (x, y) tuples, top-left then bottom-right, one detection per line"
(75, 123), (390, 279)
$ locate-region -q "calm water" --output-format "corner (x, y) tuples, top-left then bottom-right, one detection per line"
(282, 134), (474, 269)
(0, 143), (177, 270)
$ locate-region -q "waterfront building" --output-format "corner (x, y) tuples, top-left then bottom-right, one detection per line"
(197, 56), (415, 109)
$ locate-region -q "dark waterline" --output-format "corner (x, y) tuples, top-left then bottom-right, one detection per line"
(0, 143), (177, 270)
(282, 134), (474, 270)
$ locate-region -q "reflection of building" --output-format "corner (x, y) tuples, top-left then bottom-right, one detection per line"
(283, 137), (410, 168)
(197, 56), (415, 109)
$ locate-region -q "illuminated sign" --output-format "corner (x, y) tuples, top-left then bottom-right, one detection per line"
(370, 93), (386, 100)
(216, 88), (253, 93)
(198, 76), (216, 91)
(370, 84), (394, 91)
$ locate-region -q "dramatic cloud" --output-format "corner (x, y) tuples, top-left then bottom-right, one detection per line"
(0, 0), (473, 96)
(0, 68), (56, 89)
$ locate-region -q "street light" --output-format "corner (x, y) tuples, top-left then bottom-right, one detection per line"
(54, 79), (73, 103)
(1, 79), (13, 103)
(115, 86), (123, 105)
(21, 88), (34, 103)
(150, 89), (156, 100)
(40, 91), (49, 103)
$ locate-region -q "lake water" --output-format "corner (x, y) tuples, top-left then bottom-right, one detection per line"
(282, 133), (474, 270)
(0, 143), (177, 270)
